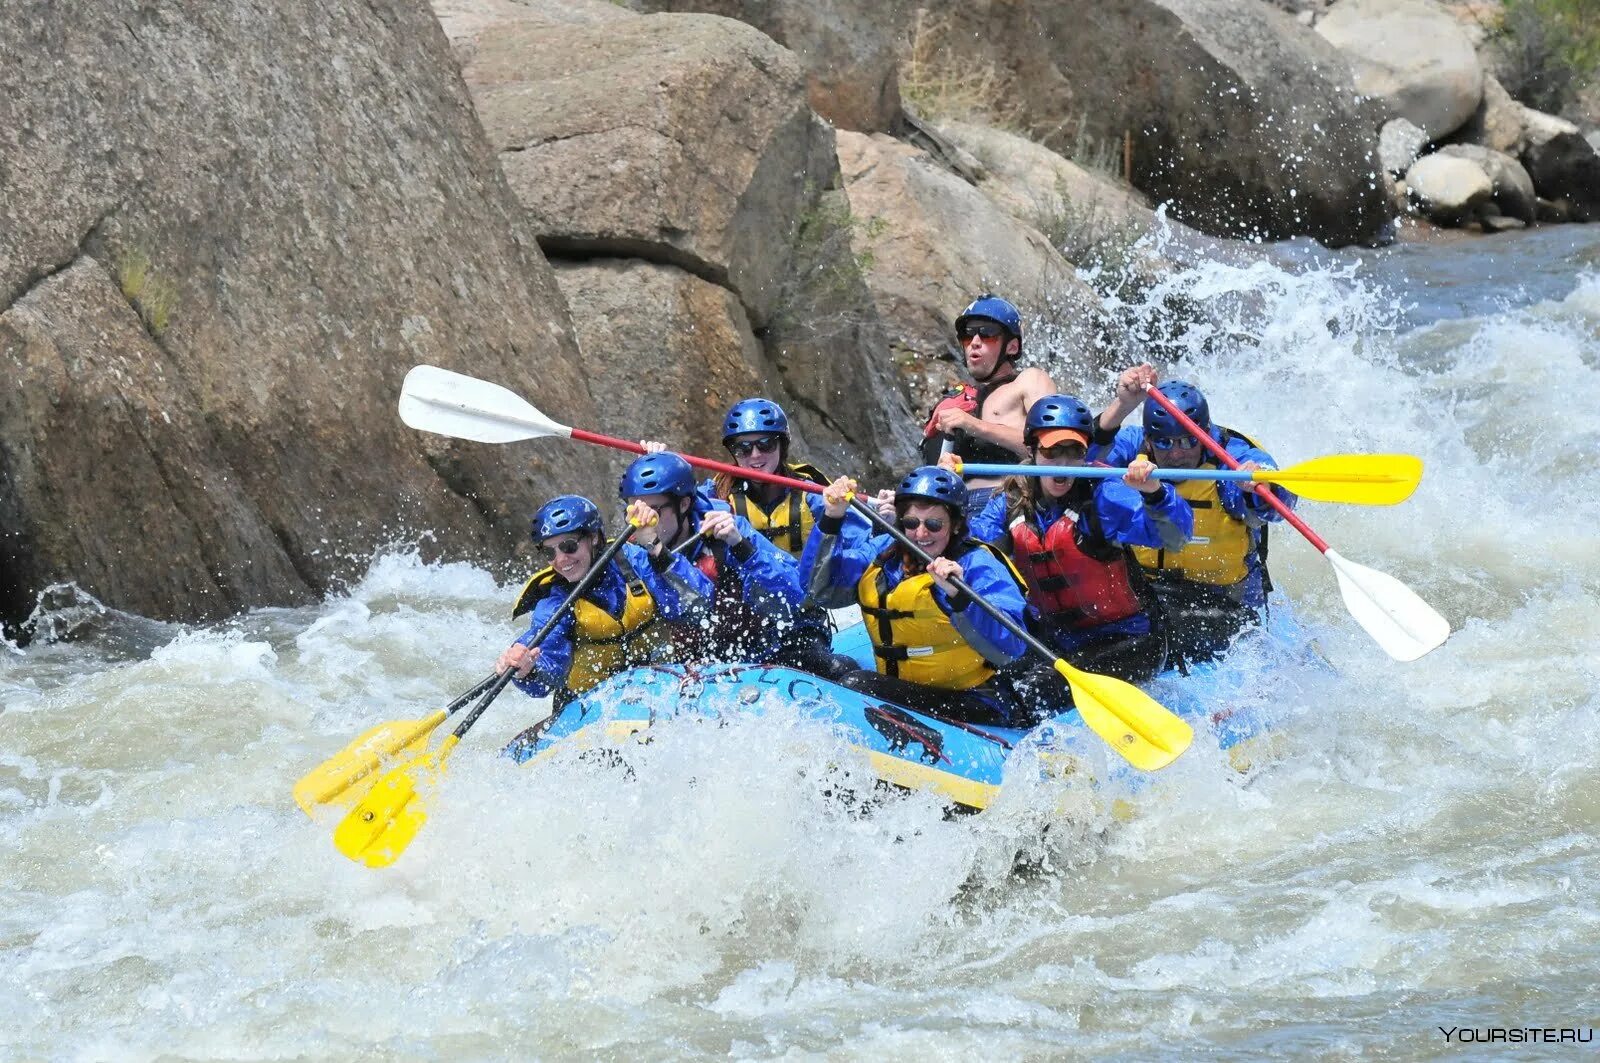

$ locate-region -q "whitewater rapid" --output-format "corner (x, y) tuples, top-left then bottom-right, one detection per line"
(3, 226), (1597, 1060)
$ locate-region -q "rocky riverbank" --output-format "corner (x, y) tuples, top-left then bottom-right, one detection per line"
(2, 0), (1595, 632)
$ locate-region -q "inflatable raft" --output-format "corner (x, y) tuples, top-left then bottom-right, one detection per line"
(502, 607), (1309, 810)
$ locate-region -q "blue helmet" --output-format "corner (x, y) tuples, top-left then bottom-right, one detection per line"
(896, 465), (968, 514)
(1143, 380), (1211, 437)
(618, 452), (697, 499)
(531, 495), (604, 541)
(1024, 394), (1095, 448)
(722, 398), (789, 443)
(955, 294), (1023, 352)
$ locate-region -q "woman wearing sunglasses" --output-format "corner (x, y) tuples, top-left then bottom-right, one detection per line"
(710, 397), (873, 557)
(496, 495), (713, 713)
(969, 395), (1192, 695)
(1093, 376), (1298, 666)
(801, 466), (1034, 724)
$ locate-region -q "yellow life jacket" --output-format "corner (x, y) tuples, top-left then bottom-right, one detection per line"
(511, 553), (660, 694)
(856, 541), (1027, 691)
(1130, 475), (1254, 588)
(727, 461), (827, 557)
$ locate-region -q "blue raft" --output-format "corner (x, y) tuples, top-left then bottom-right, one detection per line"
(503, 610), (1308, 811)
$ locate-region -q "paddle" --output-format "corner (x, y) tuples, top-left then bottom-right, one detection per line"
(955, 453), (1422, 506)
(398, 365), (1192, 770)
(1144, 386), (1450, 661)
(332, 523), (640, 867)
(295, 526), (707, 817)
(292, 673), (495, 815)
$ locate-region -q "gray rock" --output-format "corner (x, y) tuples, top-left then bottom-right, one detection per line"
(1453, 74), (1527, 155)
(451, 6), (915, 479)
(1436, 144), (1537, 222)
(464, 14), (834, 331)
(1517, 105), (1599, 220)
(633, 0), (903, 132)
(836, 132), (1109, 412)
(1481, 214), (1526, 232)
(0, 0), (612, 628)
(1404, 153), (1494, 224)
(1522, 132), (1600, 222)
(1317, 0), (1484, 140)
(1537, 197), (1571, 223)
(1380, 118), (1429, 176)
(916, 0), (1391, 247)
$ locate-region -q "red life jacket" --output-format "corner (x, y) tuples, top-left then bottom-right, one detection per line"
(1008, 510), (1142, 629)
(919, 381), (1017, 466)
(694, 548), (719, 582)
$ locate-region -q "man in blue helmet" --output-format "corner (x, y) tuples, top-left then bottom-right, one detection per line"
(922, 293), (1058, 514)
(802, 466), (1034, 724)
(618, 451), (813, 668)
(971, 395), (1192, 694)
(1093, 374), (1296, 665)
(496, 495), (714, 751)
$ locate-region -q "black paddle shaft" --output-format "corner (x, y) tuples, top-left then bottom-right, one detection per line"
(450, 524), (642, 741)
(847, 499), (1062, 668)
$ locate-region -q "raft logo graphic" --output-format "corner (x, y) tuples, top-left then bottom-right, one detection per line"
(1438, 1027), (1594, 1045)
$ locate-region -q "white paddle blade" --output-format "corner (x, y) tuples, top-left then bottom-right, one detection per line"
(398, 365), (571, 444)
(1325, 548), (1451, 662)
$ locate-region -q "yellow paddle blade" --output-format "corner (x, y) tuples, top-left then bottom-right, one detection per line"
(332, 735), (459, 868)
(1053, 660), (1193, 771)
(1261, 454), (1422, 506)
(292, 709), (448, 815)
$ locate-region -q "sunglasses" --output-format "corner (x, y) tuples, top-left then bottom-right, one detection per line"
(728, 435), (782, 457)
(538, 537), (584, 561)
(898, 516), (947, 534)
(1148, 434), (1200, 451)
(1038, 443), (1086, 462)
(957, 322), (1005, 341)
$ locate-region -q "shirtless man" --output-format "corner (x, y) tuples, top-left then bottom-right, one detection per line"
(922, 294), (1058, 513)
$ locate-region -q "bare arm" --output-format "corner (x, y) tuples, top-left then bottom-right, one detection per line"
(1098, 363), (1157, 431)
(958, 368), (1058, 458)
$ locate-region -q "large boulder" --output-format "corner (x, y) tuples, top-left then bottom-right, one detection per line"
(1316, 0), (1484, 141)
(463, 13), (834, 330)
(1404, 153), (1494, 225)
(933, 120), (1243, 279)
(633, 0), (903, 133)
(0, 0), (610, 630)
(918, 0), (1391, 247)
(836, 131), (1109, 411)
(1453, 74), (1527, 155)
(448, 4), (916, 478)
(1517, 107), (1600, 222)
(1435, 144), (1537, 222)
(552, 261), (787, 467)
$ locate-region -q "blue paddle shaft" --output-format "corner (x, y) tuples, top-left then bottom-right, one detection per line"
(960, 463), (1258, 483)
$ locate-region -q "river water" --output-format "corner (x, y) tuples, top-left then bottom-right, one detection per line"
(4, 225), (1598, 1060)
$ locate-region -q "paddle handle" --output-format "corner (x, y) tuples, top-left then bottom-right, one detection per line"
(445, 673), (498, 716)
(960, 463), (1264, 483)
(1144, 387), (1329, 553)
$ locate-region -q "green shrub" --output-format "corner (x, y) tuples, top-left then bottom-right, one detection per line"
(1495, 0), (1600, 114)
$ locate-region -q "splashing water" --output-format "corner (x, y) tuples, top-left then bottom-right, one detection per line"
(3, 231), (1598, 1058)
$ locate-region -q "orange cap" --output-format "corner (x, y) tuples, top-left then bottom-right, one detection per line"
(1036, 427), (1089, 449)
